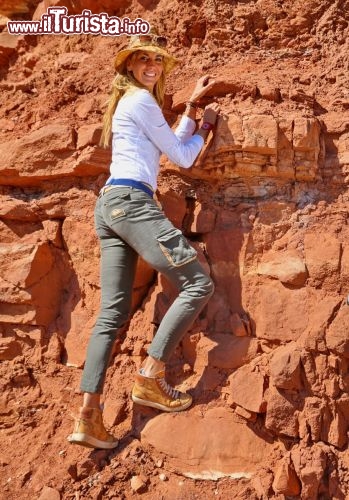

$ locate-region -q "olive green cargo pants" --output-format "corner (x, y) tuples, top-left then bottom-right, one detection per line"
(80, 187), (214, 394)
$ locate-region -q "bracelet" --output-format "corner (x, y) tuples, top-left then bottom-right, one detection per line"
(186, 101), (198, 109)
(200, 121), (214, 131)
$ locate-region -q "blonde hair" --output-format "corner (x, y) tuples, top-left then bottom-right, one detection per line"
(100, 54), (166, 148)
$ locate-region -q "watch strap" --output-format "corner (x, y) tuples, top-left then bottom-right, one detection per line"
(201, 121), (214, 131)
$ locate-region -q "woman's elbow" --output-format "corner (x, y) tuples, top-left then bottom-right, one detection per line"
(167, 145), (199, 168)
(179, 160), (193, 169)
(175, 156), (196, 169)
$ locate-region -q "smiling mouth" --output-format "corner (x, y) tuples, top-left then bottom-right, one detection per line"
(144, 72), (156, 77)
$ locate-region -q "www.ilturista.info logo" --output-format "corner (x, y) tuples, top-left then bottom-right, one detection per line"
(7, 7), (150, 36)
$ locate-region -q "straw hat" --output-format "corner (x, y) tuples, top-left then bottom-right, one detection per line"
(114, 29), (178, 74)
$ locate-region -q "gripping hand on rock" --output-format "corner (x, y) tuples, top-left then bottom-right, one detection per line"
(189, 75), (216, 103)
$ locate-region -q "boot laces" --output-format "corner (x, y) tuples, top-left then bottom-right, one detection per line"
(158, 377), (181, 400)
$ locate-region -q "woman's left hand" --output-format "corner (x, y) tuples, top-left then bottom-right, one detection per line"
(189, 75), (216, 103)
(202, 102), (220, 126)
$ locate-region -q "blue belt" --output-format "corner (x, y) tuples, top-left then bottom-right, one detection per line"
(106, 178), (154, 198)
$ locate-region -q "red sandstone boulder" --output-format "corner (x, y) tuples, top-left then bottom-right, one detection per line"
(272, 455), (301, 496)
(293, 118), (320, 181)
(0, 241), (68, 326)
(251, 281), (308, 342)
(73, 146), (111, 176)
(188, 334), (259, 371)
(242, 114), (278, 154)
(0, 32), (25, 68)
(158, 188), (187, 230)
(257, 250), (307, 287)
(265, 386), (299, 438)
(76, 124), (102, 150)
(212, 113), (244, 153)
(229, 363), (266, 413)
(0, 338), (22, 361)
(249, 283), (340, 343)
(141, 407), (274, 478)
(326, 305), (349, 358)
(298, 397), (324, 443)
(0, 124), (76, 185)
(270, 342), (302, 391)
(304, 231), (341, 287)
(291, 445), (328, 500)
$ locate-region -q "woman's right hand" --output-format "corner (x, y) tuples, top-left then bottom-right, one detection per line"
(202, 102), (220, 125)
(189, 75), (216, 103)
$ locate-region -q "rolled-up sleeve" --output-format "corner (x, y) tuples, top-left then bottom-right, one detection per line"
(130, 90), (204, 169)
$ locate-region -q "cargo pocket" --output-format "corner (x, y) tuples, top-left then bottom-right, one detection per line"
(110, 208), (126, 220)
(104, 192), (129, 224)
(157, 232), (197, 267)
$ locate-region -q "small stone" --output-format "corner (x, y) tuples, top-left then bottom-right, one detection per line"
(77, 459), (95, 480)
(37, 486), (61, 500)
(92, 449), (110, 468)
(155, 459), (163, 468)
(20, 469), (32, 487)
(67, 463), (77, 481)
(159, 473), (167, 481)
(230, 313), (248, 337)
(182, 363), (192, 374)
(130, 475), (146, 493)
(120, 448), (130, 460)
(234, 405), (257, 422)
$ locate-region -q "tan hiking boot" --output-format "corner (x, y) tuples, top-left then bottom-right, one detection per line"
(131, 370), (192, 412)
(67, 407), (118, 449)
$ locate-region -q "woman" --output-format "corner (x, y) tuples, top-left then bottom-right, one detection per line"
(68, 30), (219, 449)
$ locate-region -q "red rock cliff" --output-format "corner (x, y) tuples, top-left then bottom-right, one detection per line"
(1, 0), (349, 498)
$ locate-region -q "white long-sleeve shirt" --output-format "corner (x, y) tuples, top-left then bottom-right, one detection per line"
(108, 88), (204, 191)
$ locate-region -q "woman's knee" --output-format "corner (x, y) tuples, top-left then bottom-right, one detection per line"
(95, 310), (130, 332)
(185, 273), (215, 299)
(201, 275), (215, 298)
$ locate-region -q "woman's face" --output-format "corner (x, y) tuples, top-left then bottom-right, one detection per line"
(127, 50), (164, 91)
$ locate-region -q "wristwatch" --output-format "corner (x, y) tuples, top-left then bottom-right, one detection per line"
(201, 122), (214, 131)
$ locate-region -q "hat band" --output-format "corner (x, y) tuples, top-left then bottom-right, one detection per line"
(131, 34), (167, 49)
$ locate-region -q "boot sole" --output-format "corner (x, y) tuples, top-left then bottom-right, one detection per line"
(131, 394), (192, 412)
(67, 432), (119, 449)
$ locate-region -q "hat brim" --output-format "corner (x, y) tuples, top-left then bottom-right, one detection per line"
(114, 46), (179, 74)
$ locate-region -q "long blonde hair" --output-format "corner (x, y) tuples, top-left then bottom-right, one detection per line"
(100, 54), (166, 148)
